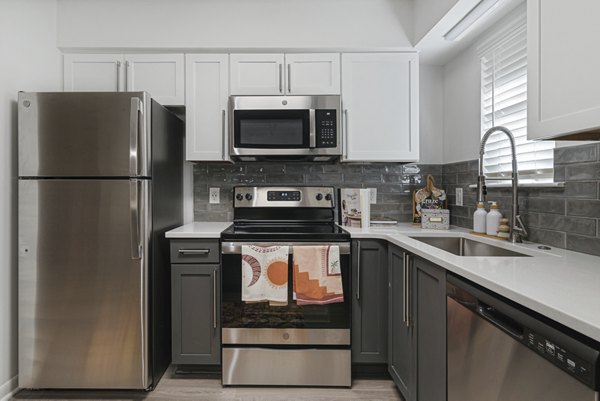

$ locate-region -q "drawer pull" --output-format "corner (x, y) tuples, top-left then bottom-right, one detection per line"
(178, 249), (210, 255)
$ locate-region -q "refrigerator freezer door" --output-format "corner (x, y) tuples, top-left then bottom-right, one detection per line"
(18, 179), (150, 389)
(18, 92), (151, 178)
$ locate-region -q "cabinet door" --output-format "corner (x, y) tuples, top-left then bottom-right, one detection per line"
(230, 54), (285, 95)
(171, 264), (221, 365)
(125, 54), (184, 105)
(185, 54), (229, 161)
(528, 0), (600, 140)
(352, 239), (388, 364)
(285, 53), (340, 95)
(64, 54), (124, 92)
(413, 257), (446, 401)
(388, 246), (414, 401)
(341, 53), (419, 162)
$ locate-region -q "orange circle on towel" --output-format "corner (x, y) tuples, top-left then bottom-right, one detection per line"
(266, 261), (288, 286)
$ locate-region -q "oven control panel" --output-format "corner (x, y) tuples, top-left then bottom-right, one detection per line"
(234, 186), (335, 208)
(267, 191), (301, 201)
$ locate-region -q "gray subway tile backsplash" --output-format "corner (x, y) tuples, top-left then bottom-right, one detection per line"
(193, 143), (600, 257)
(554, 144), (598, 164)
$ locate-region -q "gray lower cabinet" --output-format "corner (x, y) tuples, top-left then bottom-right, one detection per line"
(171, 239), (221, 365)
(388, 245), (446, 401)
(413, 256), (446, 401)
(352, 239), (388, 364)
(388, 245), (415, 401)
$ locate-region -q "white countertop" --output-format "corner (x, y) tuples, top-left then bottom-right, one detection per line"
(166, 222), (231, 238)
(166, 221), (600, 343)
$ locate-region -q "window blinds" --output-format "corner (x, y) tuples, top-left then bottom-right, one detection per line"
(481, 24), (554, 181)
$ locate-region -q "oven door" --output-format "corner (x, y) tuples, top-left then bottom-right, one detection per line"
(221, 242), (351, 346)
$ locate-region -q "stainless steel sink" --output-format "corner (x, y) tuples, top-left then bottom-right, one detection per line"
(410, 236), (531, 257)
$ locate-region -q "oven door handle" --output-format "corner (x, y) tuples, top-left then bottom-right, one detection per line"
(221, 242), (351, 255)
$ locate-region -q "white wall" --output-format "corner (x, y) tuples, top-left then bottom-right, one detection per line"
(0, 1), (61, 397)
(419, 64), (444, 164)
(57, 0), (412, 49)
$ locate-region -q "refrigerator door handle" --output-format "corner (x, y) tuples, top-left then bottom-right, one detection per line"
(129, 97), (142, 177)
(130, 179), (142, 260)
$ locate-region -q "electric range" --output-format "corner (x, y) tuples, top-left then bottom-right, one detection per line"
(220, 186), (351, 387)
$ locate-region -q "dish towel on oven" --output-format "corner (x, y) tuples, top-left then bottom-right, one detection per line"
(292, 245), (343, 305)
(241, 245), (289, 306)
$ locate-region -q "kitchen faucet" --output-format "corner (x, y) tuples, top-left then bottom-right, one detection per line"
(477, 126), (528, 243)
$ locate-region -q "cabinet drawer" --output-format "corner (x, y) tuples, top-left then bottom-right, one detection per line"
(170, 239), (220, 264)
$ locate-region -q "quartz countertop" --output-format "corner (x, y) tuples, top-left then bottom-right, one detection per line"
(165, 222), (231, 238)
(165, 221), (600, 343)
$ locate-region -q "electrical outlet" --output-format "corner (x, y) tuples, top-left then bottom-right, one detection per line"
(456, 187), (463, 206)
(369, 188), (377, 204)
(209, 187), (220, 204)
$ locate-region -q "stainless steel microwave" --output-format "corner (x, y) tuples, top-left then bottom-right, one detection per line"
(229, 95), (342, 162)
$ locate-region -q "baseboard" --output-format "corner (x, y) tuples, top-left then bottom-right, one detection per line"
(0, 375), (18, 401)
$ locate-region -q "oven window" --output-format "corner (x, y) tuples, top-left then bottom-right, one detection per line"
(221, 253), (351, 329)
(234, 110), (309, 148)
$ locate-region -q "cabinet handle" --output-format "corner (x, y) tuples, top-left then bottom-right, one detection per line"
(288, 64), (292, 93)
(178, 249), (210, 255)
(222, 109), (226, 160)
(116, 60), (121, 91)
(402, 252), (407, 324)
(405, 253), (412, 327)
(213, 269), (217, 329)
(343, 109), (349, 159)
(125, 60), (130, 91)
(278, 64), (283, 93)
(356, 240), (361, 302)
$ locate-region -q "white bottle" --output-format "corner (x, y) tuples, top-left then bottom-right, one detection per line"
(473, 202), (488, 233)
(486, 202), (502, 236)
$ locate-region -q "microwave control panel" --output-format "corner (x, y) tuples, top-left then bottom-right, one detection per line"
(315, 110), (337, 148)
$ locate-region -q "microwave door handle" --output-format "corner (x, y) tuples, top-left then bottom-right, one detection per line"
(309, 109), (316, 148)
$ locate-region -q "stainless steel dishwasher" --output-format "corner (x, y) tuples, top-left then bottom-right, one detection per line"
(447, 274), (599, 401)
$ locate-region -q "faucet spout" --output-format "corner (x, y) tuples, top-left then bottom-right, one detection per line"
(477, 126), (525, 244)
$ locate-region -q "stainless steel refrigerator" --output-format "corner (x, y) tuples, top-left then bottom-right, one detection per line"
(18, 92), (183, 390)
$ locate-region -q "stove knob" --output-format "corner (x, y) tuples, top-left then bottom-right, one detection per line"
(325, 193), (332, 201)
(316, 193), (323, 201)
(236, 193), (244, 201)
(245, 193), (253, 201)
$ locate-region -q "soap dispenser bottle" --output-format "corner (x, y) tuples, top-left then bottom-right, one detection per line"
(473, 202), (487, 233)
(486, 202), (502, 236)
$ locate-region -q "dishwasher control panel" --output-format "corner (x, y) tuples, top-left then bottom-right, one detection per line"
(525, 329), (594, 387)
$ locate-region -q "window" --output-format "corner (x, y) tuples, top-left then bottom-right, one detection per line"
(480, 22), (554, 182)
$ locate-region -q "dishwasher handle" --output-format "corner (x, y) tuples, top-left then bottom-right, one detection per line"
(477, 301), (525, 341)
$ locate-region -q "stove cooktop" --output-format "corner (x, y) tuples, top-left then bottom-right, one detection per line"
(220, 223), (350, 242)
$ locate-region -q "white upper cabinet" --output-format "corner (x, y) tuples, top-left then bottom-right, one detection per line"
(285, 53), (340, 95)
(64, 53), (185, 105)
(230, 53), (341, 95)
(528, 0), (600, 140)
(125, 54), (185, 105)
(64, 54), (124, 92)
(185, 54), (229, 161)
(341, 53), (419, 162)
(230, 54), (285, 95)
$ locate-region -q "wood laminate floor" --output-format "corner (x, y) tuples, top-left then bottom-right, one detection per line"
(12, 367), (404, 401)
